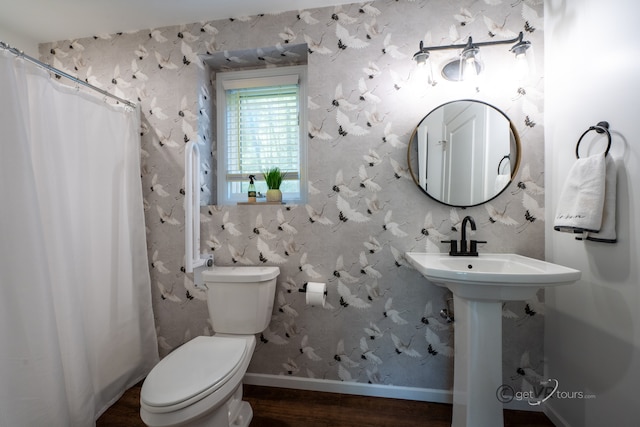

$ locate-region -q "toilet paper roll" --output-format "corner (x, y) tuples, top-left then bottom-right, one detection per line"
(306, 282), (326, 307)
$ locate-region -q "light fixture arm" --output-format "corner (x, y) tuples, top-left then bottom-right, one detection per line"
(413, 32), (526, 57)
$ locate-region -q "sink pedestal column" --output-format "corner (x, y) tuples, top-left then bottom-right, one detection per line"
(452, 295), (504, 427)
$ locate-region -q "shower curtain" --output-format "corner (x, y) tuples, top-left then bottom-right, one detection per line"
(0, 50), (158, 426)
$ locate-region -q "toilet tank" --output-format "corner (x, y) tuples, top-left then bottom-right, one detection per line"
(202, 266), (279, 334)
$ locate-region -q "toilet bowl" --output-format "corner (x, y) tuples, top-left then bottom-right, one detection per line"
(140, 266), (279, 427)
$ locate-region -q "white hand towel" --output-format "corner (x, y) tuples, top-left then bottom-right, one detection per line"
(554, 153), (606, 233)
(578, 156), (617, 243)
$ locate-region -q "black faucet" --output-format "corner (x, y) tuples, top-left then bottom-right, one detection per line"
(443, 215), (486, 256)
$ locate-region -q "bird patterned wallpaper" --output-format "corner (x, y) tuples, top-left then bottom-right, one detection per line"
(40, 0), (546, 394)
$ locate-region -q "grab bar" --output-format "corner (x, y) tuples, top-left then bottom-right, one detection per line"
(185, 141), (204, 273)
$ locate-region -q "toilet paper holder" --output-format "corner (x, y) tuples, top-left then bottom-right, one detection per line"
(298, 282), (328, 296)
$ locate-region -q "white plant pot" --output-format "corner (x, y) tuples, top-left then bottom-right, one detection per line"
(266, 189), (282, 202)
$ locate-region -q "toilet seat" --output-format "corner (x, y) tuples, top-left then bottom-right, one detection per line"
(141, 335), (249, 413)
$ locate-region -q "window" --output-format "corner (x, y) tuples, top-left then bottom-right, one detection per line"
(216, 65), (307, 204)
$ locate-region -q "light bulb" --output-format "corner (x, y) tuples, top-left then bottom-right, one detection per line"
(462, 56), (479, 81)
(414, 52), (435, 86)
(514, 52), (529, 83)
(510, 39), (533, 84)
(458, 45), (481, 85)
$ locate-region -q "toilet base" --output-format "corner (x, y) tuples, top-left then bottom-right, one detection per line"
(186, 385), (253, 427)
(185, 400), (252, 427)
(231, 401), (252, 427)
(141, 381), (254, 427)
(142, 383), (253, 427)
(226, 383), (252, 427)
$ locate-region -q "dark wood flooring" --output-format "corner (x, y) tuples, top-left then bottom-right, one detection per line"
(97, 383), (555, 427)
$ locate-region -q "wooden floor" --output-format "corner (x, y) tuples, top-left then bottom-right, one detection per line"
(97, 383), (555, 427)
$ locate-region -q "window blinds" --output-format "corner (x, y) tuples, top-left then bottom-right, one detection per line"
(224, 84), (300, 182)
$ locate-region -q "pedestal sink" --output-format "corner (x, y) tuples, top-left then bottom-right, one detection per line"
(405, 252), (581, 427)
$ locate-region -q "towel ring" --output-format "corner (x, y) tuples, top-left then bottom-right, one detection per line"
(575, 121), (611, 158)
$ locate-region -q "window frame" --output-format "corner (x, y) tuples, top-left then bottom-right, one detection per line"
(216, 65), (308, 205)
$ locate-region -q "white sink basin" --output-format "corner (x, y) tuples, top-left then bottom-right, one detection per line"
(405, 251), (581, 427)
(405, 252), (581, 301)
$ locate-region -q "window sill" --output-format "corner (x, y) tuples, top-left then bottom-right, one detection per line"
(237, 201), (285, 205)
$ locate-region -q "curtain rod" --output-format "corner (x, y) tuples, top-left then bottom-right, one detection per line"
(0, 40), (136, 109)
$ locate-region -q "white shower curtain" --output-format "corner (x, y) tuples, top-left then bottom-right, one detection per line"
(0, 50), (158, 426)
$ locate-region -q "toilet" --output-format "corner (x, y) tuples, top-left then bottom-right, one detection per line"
(140, 265), (280, 427)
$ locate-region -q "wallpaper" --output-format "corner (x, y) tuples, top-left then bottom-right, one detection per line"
(41, 0), (546, 394)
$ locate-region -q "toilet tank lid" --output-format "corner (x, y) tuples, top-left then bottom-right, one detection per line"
(202, 266), (280, 282)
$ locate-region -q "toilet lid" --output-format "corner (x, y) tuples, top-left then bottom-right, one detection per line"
(141, 336), (247, 408)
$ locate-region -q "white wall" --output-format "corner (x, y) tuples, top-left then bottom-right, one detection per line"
(0, 25), (39, 56)
(545, 0), (640, 426)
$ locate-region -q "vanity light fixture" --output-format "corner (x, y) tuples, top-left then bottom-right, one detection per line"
(412, 32), (532, 83)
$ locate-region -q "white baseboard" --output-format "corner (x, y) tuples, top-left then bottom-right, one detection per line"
(244, 373), (452, 403)
(243, 373), (541, 412)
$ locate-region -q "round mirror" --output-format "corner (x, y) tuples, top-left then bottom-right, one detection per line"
(407, 99), (521, 207)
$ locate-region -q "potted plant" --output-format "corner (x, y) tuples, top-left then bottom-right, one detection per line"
(263, 167), (286, 202)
